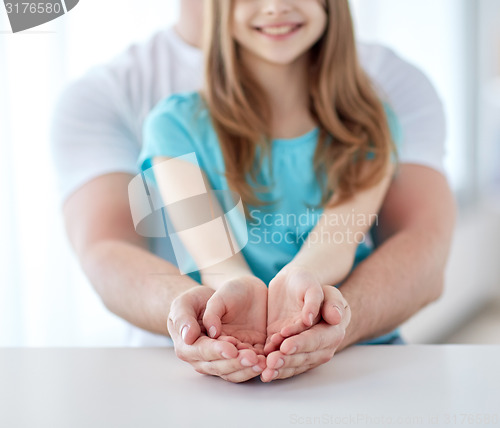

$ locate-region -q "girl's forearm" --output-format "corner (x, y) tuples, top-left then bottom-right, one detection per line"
(153, 156), (252, 290)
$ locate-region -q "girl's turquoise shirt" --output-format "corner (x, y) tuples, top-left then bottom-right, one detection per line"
(138, 91), (403, 345)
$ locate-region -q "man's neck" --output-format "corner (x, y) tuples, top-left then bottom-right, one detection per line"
(174, 1), (203, 49)
(174, 23), (202, 49)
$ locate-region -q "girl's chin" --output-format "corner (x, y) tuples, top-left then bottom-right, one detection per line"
(252, 52), (303, 67)
(239, 45), (305, 68)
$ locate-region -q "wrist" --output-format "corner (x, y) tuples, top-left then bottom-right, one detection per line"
(210, 274), (267, 296)
(287, 245), (356, 286)
(199, 252), (253, 290)
(201, 268), (254, 290)
(276, 263), (321, 285)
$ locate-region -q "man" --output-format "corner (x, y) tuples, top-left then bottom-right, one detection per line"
(51, 0), (455, 382)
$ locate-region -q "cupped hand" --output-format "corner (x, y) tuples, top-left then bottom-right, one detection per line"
(167, 285), (266, 383)
(261, 284), (350, 382)
(265, 265), (329, 354)
(203, 275), (268, 357)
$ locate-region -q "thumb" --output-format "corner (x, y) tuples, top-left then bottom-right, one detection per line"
(321, 285), (347, 326)
(302, 286), (324, 327)
(202, 293), (227, 339)
(168, 292), (206, 346)
(167, 315), (201, 346)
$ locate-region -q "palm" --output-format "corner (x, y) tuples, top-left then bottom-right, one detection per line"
(266, 268), (323, 352)
(207, 277), (268, 354)
(267, 283), (304, 336)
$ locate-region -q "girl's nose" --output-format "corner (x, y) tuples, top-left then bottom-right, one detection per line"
(261, 0), (293, 16)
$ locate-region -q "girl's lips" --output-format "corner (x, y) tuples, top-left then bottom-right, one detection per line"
(254, 23), (303, 39)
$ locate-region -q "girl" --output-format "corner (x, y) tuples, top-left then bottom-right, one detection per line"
(139, 0), (401, 381)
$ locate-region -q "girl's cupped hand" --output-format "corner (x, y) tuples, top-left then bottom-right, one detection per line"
(264, 265), (343, 354)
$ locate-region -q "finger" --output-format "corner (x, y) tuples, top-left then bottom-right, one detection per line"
(221, 368), (262, 383)
(167, 315), (201, 346)
(273, 363), (316, 381)
(262, 350), (288, 382)
(267, 349), (333, 370)
(194, 354), (264, 378)
(253, 343), (265, 356)
(279, 322), (345, 355)
(261, 362), (316, 382)
(322, 303), (343, 326)
(263, 349), (325, 382)
(222, 354), (266, 383)
(194, 358), (244, 376)
(193, 350), (265, 381)
(302, 286), (324, 326)
(217, 335), (240, 346)
(222, 365), (266, 382)
(263, 341), (278, 355)
(280, 319), (305, 338)
(321, 285), (348, 326)
(264, 332), (284, 354)
(202, 293), (226, 339)
(236, 342), (253, 350)
(238, 348), (259, 366)
(175, 334), (239, 363)
(262, 350), (286, 381)
(280, 317), (320, 338)
(265, 350), (288, 370)
(261, 366), (277, 382)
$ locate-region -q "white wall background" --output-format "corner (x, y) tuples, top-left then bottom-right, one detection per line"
(351, 0), (472, 193)
(477, 0), (500, 194)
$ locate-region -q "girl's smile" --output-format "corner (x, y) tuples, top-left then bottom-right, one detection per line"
(232, 0), (327, 66)
(253, 22), (304, 39)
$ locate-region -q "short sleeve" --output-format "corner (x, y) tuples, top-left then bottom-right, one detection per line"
(50, 67), (140, 204)
(138, 94), (199, 173)
(364, 104), (402, 162)
(359, 43), (447, 175)
(384, 104), (403, 160)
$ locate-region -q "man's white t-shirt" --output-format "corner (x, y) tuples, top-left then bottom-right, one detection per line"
(51, 26), (447, 347)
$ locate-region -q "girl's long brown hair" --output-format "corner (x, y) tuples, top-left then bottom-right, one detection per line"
(202, 0), (395, 210)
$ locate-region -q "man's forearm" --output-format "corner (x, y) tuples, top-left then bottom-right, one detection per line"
(338, 223), (449, 349)
(336, 165), (456, 349)
(80, 239), (200, 337)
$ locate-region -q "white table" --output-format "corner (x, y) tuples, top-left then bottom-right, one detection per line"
(1, 345), (499, 428)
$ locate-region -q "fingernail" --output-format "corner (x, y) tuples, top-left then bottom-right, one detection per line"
(275, 358), (284, 369)
(241, 358), (252, 367)
(221, 352), (231, 359)
(288, 346), (297, 355)
(272, 370), (279, 379)
(334, 306), (343, 318)
(181, 325), (189, 342)
(308, 313), (314, 326)
(208, 326), (217, 338)
(252, 365), (262, 373)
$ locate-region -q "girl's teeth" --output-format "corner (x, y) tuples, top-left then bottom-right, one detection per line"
(260, 25), (296, 35)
